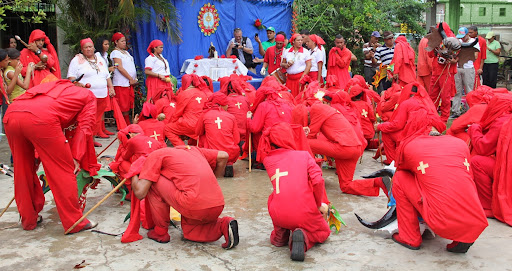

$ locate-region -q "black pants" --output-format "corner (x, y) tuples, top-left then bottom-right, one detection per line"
(364, 66), (383, 94)
(483, 62), (498, 88)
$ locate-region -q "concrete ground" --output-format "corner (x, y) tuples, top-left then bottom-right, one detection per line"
(0, 133), (512, 271)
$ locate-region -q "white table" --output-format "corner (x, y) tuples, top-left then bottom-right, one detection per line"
(182, 58), (248, 80)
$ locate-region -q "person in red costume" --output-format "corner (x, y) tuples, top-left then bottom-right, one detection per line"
(164, 74), (208, 146)
(446, 86), (508, 145)
(281, 34), (311, 97)
(3, 80), (98, 233)
(219, 77), (250, 142)
(135, 102), (166, 145)
(262, 34), (286, 75)
(391, 36), (416, 87)
(300, 103), (389, 196)
(110, 124), (144, 177)
(428, 22), (458, 122)
(349, 85), (379, 150)
(376, 82), (446, 164)
(196, 92), (240, 177)
(327, 35), (352, 90)
(258, 122), (330, 261)
(306, 34), (326, 83)
(247, 86), (294, 165)
(323, 91), (366, 147)
(377, 83), (402, 122)
(154, 87), (176, 124)
(130, 146), (239, 248)
(20, 29), (61, 87)
(416, 37), (433, 92)
(469, 93), (512, 223)
(144, 40), (173, 103)
(391, 133), (488, 253)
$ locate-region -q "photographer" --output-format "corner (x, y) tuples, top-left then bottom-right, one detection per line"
(362, 31), (381, 88)
(226, 28), (256, 72)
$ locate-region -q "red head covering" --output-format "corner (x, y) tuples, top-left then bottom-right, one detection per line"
(112, 32), (125, 42)
(325, 75), (340, 89)
(28, 29), (61, 78)
(251, 86), (281, 112)
(308, 34), (325, 50)
(438, 22), (455, 38)
(394, 36), (415, 66)
(290, 33), (300, 44)
(201, 75), (214, 93)
(466, 85), (509, 107)
(117, 124), (144, 146)
(180, 74), (209, 93)
(275, 34), (285, 42)
(147, 40), (163, 56)
(349, 85), (364, 99)
(291, 104), (309, 127)
(260, 76), (288, 92)
(480, 93), (512, 131)
(257, 122), (297, 162)
(141, 102), (157, 119)
(80, 38), (93, 48)
(209, 92), (229, 107)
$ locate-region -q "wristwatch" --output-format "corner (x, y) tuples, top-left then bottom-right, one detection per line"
(35, 49), (42, 55)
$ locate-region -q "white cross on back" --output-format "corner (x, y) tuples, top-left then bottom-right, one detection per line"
(417, 161), (429, 174)
(150, 131), (160, 141)
(464, 159), (470, 171)
(147, 140), (153, 148)
(235, 102), (242, 109)
(195, 97), (202, 103)
(361, 109), (368, 118)
(215, 117), (222, 129)
(271, 168), (288, 194)
(170, 102), (176, 108)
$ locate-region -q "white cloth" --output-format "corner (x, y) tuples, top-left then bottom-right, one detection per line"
(67, 54), (110, 98)
(320, 46), (327, 77)
(310, 47), (324, 72)
(110, 49), (137, 87)
(144, 55), (170, 75)
(96, 52), (109, 66)
(281, 47), (311, 75)
(183, 58), (248, 78)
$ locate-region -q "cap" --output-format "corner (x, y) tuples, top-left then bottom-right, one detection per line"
(267, 27), (275, 32)
(485, 31), (495, 39)
(456, 27), (468, 38)
(371, 31), (381, 38)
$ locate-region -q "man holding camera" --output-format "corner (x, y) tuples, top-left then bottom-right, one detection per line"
(362, 31), (381, 88)
(226, 28), (256, 73)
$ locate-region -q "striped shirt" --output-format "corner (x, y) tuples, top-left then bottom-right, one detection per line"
(375, 45), (395, 65)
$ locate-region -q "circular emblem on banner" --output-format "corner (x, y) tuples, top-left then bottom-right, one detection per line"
(198, 3), (219, 36)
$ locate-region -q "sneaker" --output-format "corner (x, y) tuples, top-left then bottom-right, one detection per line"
(392, 233), (420, 250)
(223, 220), (239, 249)
(224, 165), (234, 178)
(446, 241), (473, 253)
(290, 229), (305, 261)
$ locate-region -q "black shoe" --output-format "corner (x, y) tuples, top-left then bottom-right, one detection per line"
(224, 165), (234, 178)
(224, 220), (239, 249)
(447, 241), (474, 253)
(290, 229), (305, 261)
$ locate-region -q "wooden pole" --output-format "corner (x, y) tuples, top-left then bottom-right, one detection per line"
(65, 178), (127, 234)
(0, 196), (15, 219)
(378, 131), (383, 166)
(248, 133), (252, 173)
(96, 138), (118, 158)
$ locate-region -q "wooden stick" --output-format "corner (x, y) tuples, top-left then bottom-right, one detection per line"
(65, 178), (127, 234)
(96, 138), (118, 158)
(248, 133), (252, 173)
(378, 131), (383, 166)
(0, 196), (15, 219)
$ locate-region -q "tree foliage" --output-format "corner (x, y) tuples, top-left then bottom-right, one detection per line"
(0, 0), (47, 31)
(294, 0), (430, 73)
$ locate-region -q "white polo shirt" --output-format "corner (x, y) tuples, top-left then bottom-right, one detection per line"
(111, 49), (137, 87)
(310, 47), (324, 72)
(67, 54), (110, 98)
(145, 54), (170, 75)
(281, 47), (311, 75)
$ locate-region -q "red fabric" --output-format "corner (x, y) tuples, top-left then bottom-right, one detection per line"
(201, 76), (214, 94)
(393, 135), (487, 246)
(286, 72), (303, 97)
(3, 80), (97, 232)
(428, 71), (455, 122)
(294, 80), (321, 105)
(138, 118), (166, 144)
(446, 104), (487, 145)
(179, 74), (209, 95)
(257, 122), (297, 162)
(290, 34), (300, 44)
(80, 38), (93, 48)
(146, 40), (163, 56)
(122, 135), (165, 165)
(466, 85), (507, 107)
(196, 108), (240, 165)
(264, 148), (330, 250)
(111, 97), (127, 130)
(275, 34), (285, 42)
(352, 100), (376, 140)
(492, 115), (512, 225)
(471, 155), (496, 217)
(155, 92), (177, 124)
(164, 87), (207, 146)
(327, 47), (352, 90)
(111, 32), (125, 42)
(94, 97), (108, 136)
(20, 37), (60, 87)
(141, 102), (157, 119)
(479, 94), (512, 131)
(226, 94), (249, 141)
(417, 38), (433, 77)
(308, 34), (325, 50)
(330, 100), (366, 147)
(392, 36), (417, 86)
(474, 37), (487, 75)
(114, 86), (134, 112)
(377, 84), (401, 122)
(145, 76), (173, 103)
(264, 45), (284, 74)
(206, 91), (228, 107)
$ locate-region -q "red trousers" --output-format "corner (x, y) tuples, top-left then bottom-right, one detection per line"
(286, 73), (303, 97)
(417, 74), (432, 93)
(164, 122), (196, 146)
(145, 176), (232, 243)
(94, 97), (108, 136)
(381, 130), (400, 163)
(308, 139), (379, 196)
(5, 112), (90, 232)
(392, 170), (424, 247)
(114, 86), (134, 112)
(270, 212), (330, 251)
(471, 155), (495, 217)
(429, 73), (455, 122)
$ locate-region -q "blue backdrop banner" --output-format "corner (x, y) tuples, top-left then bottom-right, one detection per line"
(131, 0), (293, 77)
